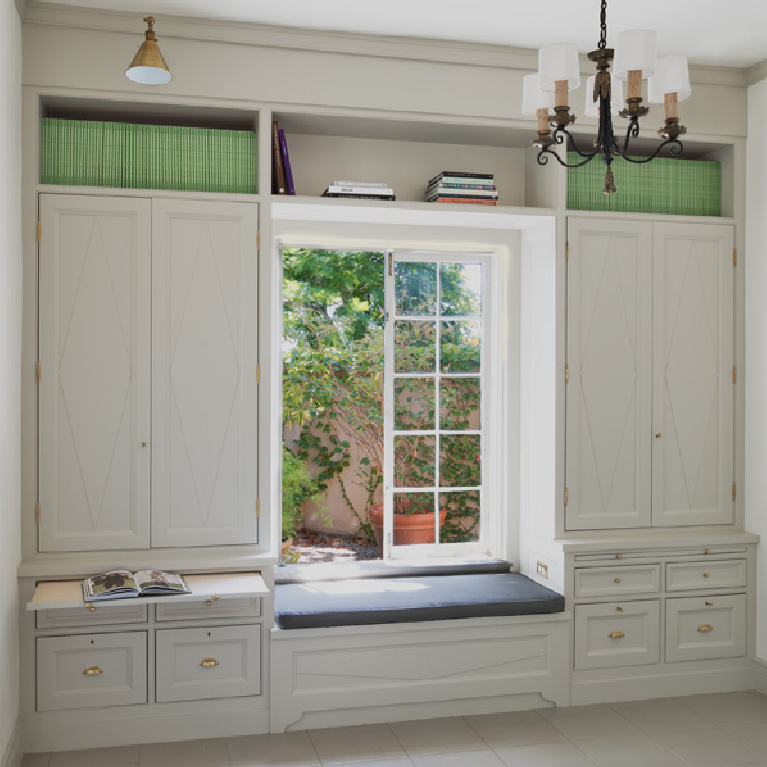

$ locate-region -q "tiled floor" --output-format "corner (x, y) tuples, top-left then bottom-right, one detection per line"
(20, 691), (767, 767)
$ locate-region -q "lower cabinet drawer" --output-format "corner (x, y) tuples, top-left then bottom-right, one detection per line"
(155, 596), (260, 622)
(36, 632), (147, 712)
(666, 594), (746, 662)
(574, 565), (660, 598)
(36, 603), (148, 630)
(155, 625), (261, 702)
(574, 600), (660, 670)
(666, 560), (746, 592)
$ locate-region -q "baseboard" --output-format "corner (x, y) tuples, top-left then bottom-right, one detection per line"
(571, 662), (757, 706)
(1, 718), (23, 767)
(754, 657), (767, 695)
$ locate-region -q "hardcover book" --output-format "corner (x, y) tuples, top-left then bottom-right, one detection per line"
(272, 120), (286, 194)
(82, 569), (191, 602)
(279, 129), (295, 195)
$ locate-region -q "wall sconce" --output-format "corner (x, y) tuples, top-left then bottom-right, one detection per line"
(125, 16), (172, 85)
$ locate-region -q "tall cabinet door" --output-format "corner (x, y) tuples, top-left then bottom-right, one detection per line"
(38, 194), (151, 551)
(652, 223), (734, 526)
(566, 218), (653, 530)
(151, 200), (259, 547)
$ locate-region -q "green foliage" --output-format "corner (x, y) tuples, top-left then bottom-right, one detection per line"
(281, 446), (322, 541)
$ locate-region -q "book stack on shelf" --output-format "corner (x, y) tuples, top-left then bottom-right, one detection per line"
(425, 171), (498, 206)
(272, 120), (295, 195)
(321, 181), (396, 201)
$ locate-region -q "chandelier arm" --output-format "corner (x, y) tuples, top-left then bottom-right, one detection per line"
(556, 127), (601, 161)
(537, 143), (600, 169)
(620, 140), (684, 164)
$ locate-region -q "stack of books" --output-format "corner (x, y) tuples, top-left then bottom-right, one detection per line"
(321, 181), (395, 201)
(425, 171), (498, 206)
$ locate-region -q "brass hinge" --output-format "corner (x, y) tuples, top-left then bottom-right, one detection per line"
(257, 230), (260, 251)
(35, 502), (40, 525)
(565, 363), (569, 384)
(256, 363), (260, 385)
(732, 483), (737, 501)
(733, 248), (737, 267)
(565, 241), (569, 261)
(35, 361), (41, 384)
(564, 487), (569, 507)
(388, 252), (393, 277)
(256, 497), (260, 519)
(733, 365), (737, 384)
(37, 221), (41, 243)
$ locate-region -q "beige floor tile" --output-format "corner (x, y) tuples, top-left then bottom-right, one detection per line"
(50, 746), (140, 767)
(675, 690), (767, 725)
(722, 720), (767, 750)
(654, 724), (765, 767)
(609, 697), (714, 732)
(139, 738), (230, 767)
(308, 724), (406, 764)
(227, 731), (320, 766)
(494, 742), (597, 767)
(538, 704), (643, 742)
(411, 750), (505, 767)
(389, 717), (487, 756)
(464, 710), (566, 748)
(339, 760), (414, 767)
(576, 735), (692, 767)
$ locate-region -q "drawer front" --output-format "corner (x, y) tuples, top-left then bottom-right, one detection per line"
(36, 632), (147, 711)
(36, 603), (148, 630)
(574, 600), (660, 670)
(666, 560), (746, 592)
(155, 625), (261, 702)
(575, 565), (660, 598)
(155, 596), (261, 622)
(666, 594), (746, 662)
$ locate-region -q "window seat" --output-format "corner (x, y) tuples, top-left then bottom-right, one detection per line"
(274, 571), (564, 629)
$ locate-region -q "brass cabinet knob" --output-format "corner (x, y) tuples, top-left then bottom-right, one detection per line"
(200, 658), (219, 668)
(204, 595), (220, 607)
(83, 666), (103, 676)
(655, 433), (662, 439)
(616, 606), (624, 612)
(703, 572), (710, 578)
(608, 631), (625, 639)
(705, 601), (714, 606)
(615, 554), (623, 560)
(614, 578), (621, 583)
(697, 624), (714, 633)
(141, 442), (147, 447)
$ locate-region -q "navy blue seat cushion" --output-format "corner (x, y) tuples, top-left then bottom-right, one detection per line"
(274, 572), (564, 629)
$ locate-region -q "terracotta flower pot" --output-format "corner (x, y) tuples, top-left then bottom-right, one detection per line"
(368, 503), (448, 550)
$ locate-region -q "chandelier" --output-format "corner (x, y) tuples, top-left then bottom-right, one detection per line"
(522, 0), (691, 194)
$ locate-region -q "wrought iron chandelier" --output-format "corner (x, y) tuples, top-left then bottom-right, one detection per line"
(522, 0), (691, 194)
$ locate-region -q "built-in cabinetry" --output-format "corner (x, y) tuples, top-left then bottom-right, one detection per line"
(38, 194), (259, 551)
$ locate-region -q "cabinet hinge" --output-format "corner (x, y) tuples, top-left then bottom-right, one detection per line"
(256, 363), (260, 385)
(565, 241), (569, 261)
(733, 365), (737, 384)
(257, 229), (260, 252)
(37, 220), (41, 243)
(256, 497), (260, 519)
(388, 252), (393, 277)
(733, 247), (737, 267)
(35, 502), (40, 525)
(35, 361), (41, 384)
(565, 363), (569, 384)
(732, 483), (737, 501)
(564, 487), (569, 507)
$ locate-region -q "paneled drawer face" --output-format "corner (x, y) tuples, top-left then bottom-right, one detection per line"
(36, 603), (148, 630)
(666, 595), (746, 662)
(155, 625), (261, 702)
(36, 632), (147, 712)
(574, 600), (660, 670)
(154, 596), (260, 622)
(574, 565), (660, 598)
(666, 560), (746, 592)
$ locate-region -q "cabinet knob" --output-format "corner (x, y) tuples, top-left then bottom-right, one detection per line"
(616, 606), (624, 612)
(141, 442), (147, 448)
(615, 554), (623, 560)
(200, 658), (219, 668)
(655, 433), (662, 439)
(702, 572), (710, 578)
(608, 631), (625, 639)
(697, 624), (714, 633)
(614, 578), (621, 583)
(82, 666), (103, 676)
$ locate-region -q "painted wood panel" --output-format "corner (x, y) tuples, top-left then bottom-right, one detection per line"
(652, 223), (734, 526)
(38, 194), (151, 551)
(566, 219), (653, 530)
(151, 200), (259, 546)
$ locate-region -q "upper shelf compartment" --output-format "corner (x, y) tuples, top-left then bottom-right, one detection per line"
(40, 96), (259, 195)
(271, 110), (559, 210)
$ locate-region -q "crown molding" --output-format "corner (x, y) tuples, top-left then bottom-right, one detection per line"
(14, 0), (26, 18)
(747, 58), (767, 86)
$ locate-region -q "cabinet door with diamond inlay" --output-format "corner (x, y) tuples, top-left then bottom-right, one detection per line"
(566, 218), (653, 530)
(39, 195), (151, 551)
(151, 200), (258, 547)
(652, 223), (733, 526)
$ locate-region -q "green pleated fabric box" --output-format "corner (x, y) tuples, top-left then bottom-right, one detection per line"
(41, 118), (258, 194)
(566, 153), (721, 216)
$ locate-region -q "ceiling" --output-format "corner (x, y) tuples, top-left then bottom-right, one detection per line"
(38, 0), (767, 69)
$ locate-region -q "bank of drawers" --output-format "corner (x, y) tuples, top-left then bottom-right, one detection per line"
(574, 557), (747, 670)
(35, 598), (262, 711)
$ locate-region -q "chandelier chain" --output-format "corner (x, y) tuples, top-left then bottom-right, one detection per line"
(598, 0), (607, 49)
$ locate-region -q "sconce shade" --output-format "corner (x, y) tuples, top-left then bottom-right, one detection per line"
(522, 73), (556, 115)
(126, 17), (172, 85)
(539, 43), (581, 91)
(648, 55), (691, 102)
(584, 74), (624, 117)
(613, 29), (657, 79)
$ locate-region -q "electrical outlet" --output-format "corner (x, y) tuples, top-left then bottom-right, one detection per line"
(537, 561), (549, 579)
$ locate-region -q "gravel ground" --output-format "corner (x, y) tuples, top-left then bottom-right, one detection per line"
(284, 529), (380, 563)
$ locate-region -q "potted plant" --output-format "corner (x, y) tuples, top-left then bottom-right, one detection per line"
(368, 495), (447, 549)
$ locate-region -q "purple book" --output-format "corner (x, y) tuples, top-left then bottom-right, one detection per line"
(279, 129), (295, 195)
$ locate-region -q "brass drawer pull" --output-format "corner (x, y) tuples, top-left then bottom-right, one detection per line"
(82, 666), (103, 676)
(697, 624), (714, 633)
(614, 578), (621, 583)
(200, 658), (220, 668)
(205, 595), (221, 607)
(615, 554), (623, 559)
(608, 631), (625, 639)
(702, 572), (710, 578)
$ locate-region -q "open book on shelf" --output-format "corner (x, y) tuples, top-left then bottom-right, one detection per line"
(82, 569), (191, 603)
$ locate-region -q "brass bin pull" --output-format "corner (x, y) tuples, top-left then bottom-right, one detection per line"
(200, 658), (220, 668)
(608, 631), (625, 639)
(698, 624), (714, 633)
(82, 666), (103, 676)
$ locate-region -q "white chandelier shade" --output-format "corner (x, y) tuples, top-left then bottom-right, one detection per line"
(648, 55), (691, 103)
(538, 42), (581, 92)
(521, 73), (556, 115)
(612, 29), (658, 80)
